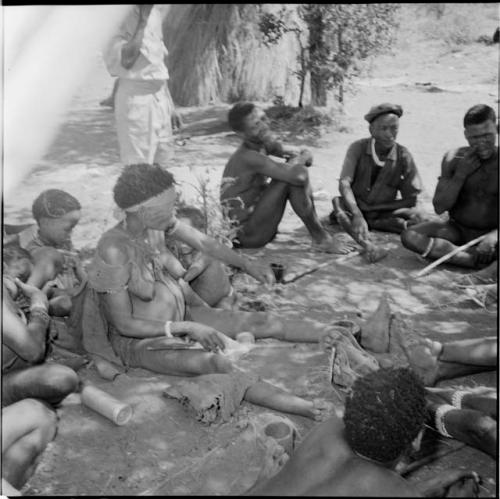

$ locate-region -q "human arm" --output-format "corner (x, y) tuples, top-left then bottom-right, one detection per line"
(26, 247), (65, 289)
(243, 149), (309, 186)
(433, 149), (481, 215)
(120, 5), (153, 70)
(415, 470), (480, 497)
(3, 280), (49, 363)
(171, 221), (275, 284)
(337, 141), (371, 240)
(357, 197), (416, 212)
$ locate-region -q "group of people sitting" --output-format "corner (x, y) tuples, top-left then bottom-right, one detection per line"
(2, 100), (497, 496)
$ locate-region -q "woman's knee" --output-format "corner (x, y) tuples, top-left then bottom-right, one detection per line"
(17, 399), (57, 442)
(42, 364), (79, 398)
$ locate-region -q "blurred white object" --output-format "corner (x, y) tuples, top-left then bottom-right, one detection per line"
(3, 5), (131, 193)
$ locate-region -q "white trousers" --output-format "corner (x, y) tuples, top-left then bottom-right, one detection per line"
(115, 78), (173, 166)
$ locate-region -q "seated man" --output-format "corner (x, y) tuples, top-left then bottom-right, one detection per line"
(401, 104), (498, 269)
(246, 367), (480, 496)
(330, 103), (425, 262)
(220, 102), (346, 253)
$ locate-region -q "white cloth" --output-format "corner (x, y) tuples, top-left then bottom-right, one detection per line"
(115, 78), (174, 165)
(104, 5), (168, 81)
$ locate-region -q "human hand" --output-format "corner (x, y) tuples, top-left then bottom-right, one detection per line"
(474, 232), (498, 265)
(455, 149), (481, 180)
(173, 323), (227, 353)
(138, 4), (154, 24)
(299, 148), (313, 167)
(171, 110), (183, 131)
(184, 252), (212, 282)
(352, 214), (370, 241)
(245, 260), (276, 285)
(14, 278), (49, 310)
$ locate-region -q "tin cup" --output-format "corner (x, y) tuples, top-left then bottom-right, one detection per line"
(270, 263), (286, 283)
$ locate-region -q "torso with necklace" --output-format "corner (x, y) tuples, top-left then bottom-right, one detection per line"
(89, 222), (186, 325)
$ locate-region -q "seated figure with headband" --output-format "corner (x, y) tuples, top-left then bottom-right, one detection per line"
(329, 103), (426, 263)
(5, 190), (88, 355)
(82, 163), (359, 420)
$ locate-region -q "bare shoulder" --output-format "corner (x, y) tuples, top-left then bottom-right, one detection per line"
(315, 458), (421, 497)
(96, 231), (130, 266)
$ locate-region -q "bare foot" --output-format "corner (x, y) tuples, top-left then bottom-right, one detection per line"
(397, 335), (442, 386)
(312, 234), (350, 254)
(360, 294), (392, 353)
(363, 243), (389, 263)
(307, 398), (334, 421)
(257, 439), (290, 481)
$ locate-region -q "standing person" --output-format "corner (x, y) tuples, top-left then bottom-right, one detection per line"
(220, 102), (348, 253)
(330, 103), (425, 262)
(401, 104), (498, 269)
(104, 4), (181, 165)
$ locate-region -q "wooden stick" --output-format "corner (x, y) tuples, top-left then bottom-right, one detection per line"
(414, 235), (486, 278)
(398, 443), (466, 476)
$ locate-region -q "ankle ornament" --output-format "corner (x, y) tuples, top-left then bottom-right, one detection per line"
(421, 238), (435, 258)
(435, 404), (455, 437)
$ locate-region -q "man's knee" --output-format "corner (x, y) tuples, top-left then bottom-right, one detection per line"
(472, 413), (497, 441)
(400, 227), (425, 252)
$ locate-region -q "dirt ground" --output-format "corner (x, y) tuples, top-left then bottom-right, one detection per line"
(3, 5), (499, 497)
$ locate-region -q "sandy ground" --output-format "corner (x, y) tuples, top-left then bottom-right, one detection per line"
(3, 6), (499, 497)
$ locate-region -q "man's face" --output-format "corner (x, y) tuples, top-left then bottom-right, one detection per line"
(38, 210), (81, 248)
(464, 120), (498, 160)
(369, 113), (399, 150)
(241, 107), (273, 145)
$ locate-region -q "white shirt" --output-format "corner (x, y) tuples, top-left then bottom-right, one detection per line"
(104, 5), (169, 81)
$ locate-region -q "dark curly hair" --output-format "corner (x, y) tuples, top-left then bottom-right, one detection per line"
(228, 102), (256, 132)
(32, 189), (81, 222)
(343, 367), (426, 463)
(463, 104), (496, 128)
(113, 163), (176, 209)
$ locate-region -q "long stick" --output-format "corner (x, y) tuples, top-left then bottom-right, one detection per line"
(414, 235), (486, 278)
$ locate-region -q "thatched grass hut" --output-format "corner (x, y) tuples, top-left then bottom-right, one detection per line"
(163, 4), (307, 106)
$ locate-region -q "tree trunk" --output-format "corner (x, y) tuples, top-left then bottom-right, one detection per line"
(310, 72), (327, 106)
(307, 12), (327, 106)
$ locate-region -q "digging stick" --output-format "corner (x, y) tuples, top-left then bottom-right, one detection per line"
(414, 235), (486, 278)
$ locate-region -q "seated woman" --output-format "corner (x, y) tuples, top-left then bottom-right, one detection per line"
(85, 164), (346, 420)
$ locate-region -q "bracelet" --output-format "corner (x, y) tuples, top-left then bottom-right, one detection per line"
(164, 320), (172, 337)
(30, 307), (50, 326)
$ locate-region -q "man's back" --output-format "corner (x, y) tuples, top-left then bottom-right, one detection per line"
(248, 415), (419, 497)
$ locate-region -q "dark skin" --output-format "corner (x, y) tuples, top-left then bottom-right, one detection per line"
(221, 107), (347, 253)
(246, 413), (479, 497)
(401, 119), (498, 268)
